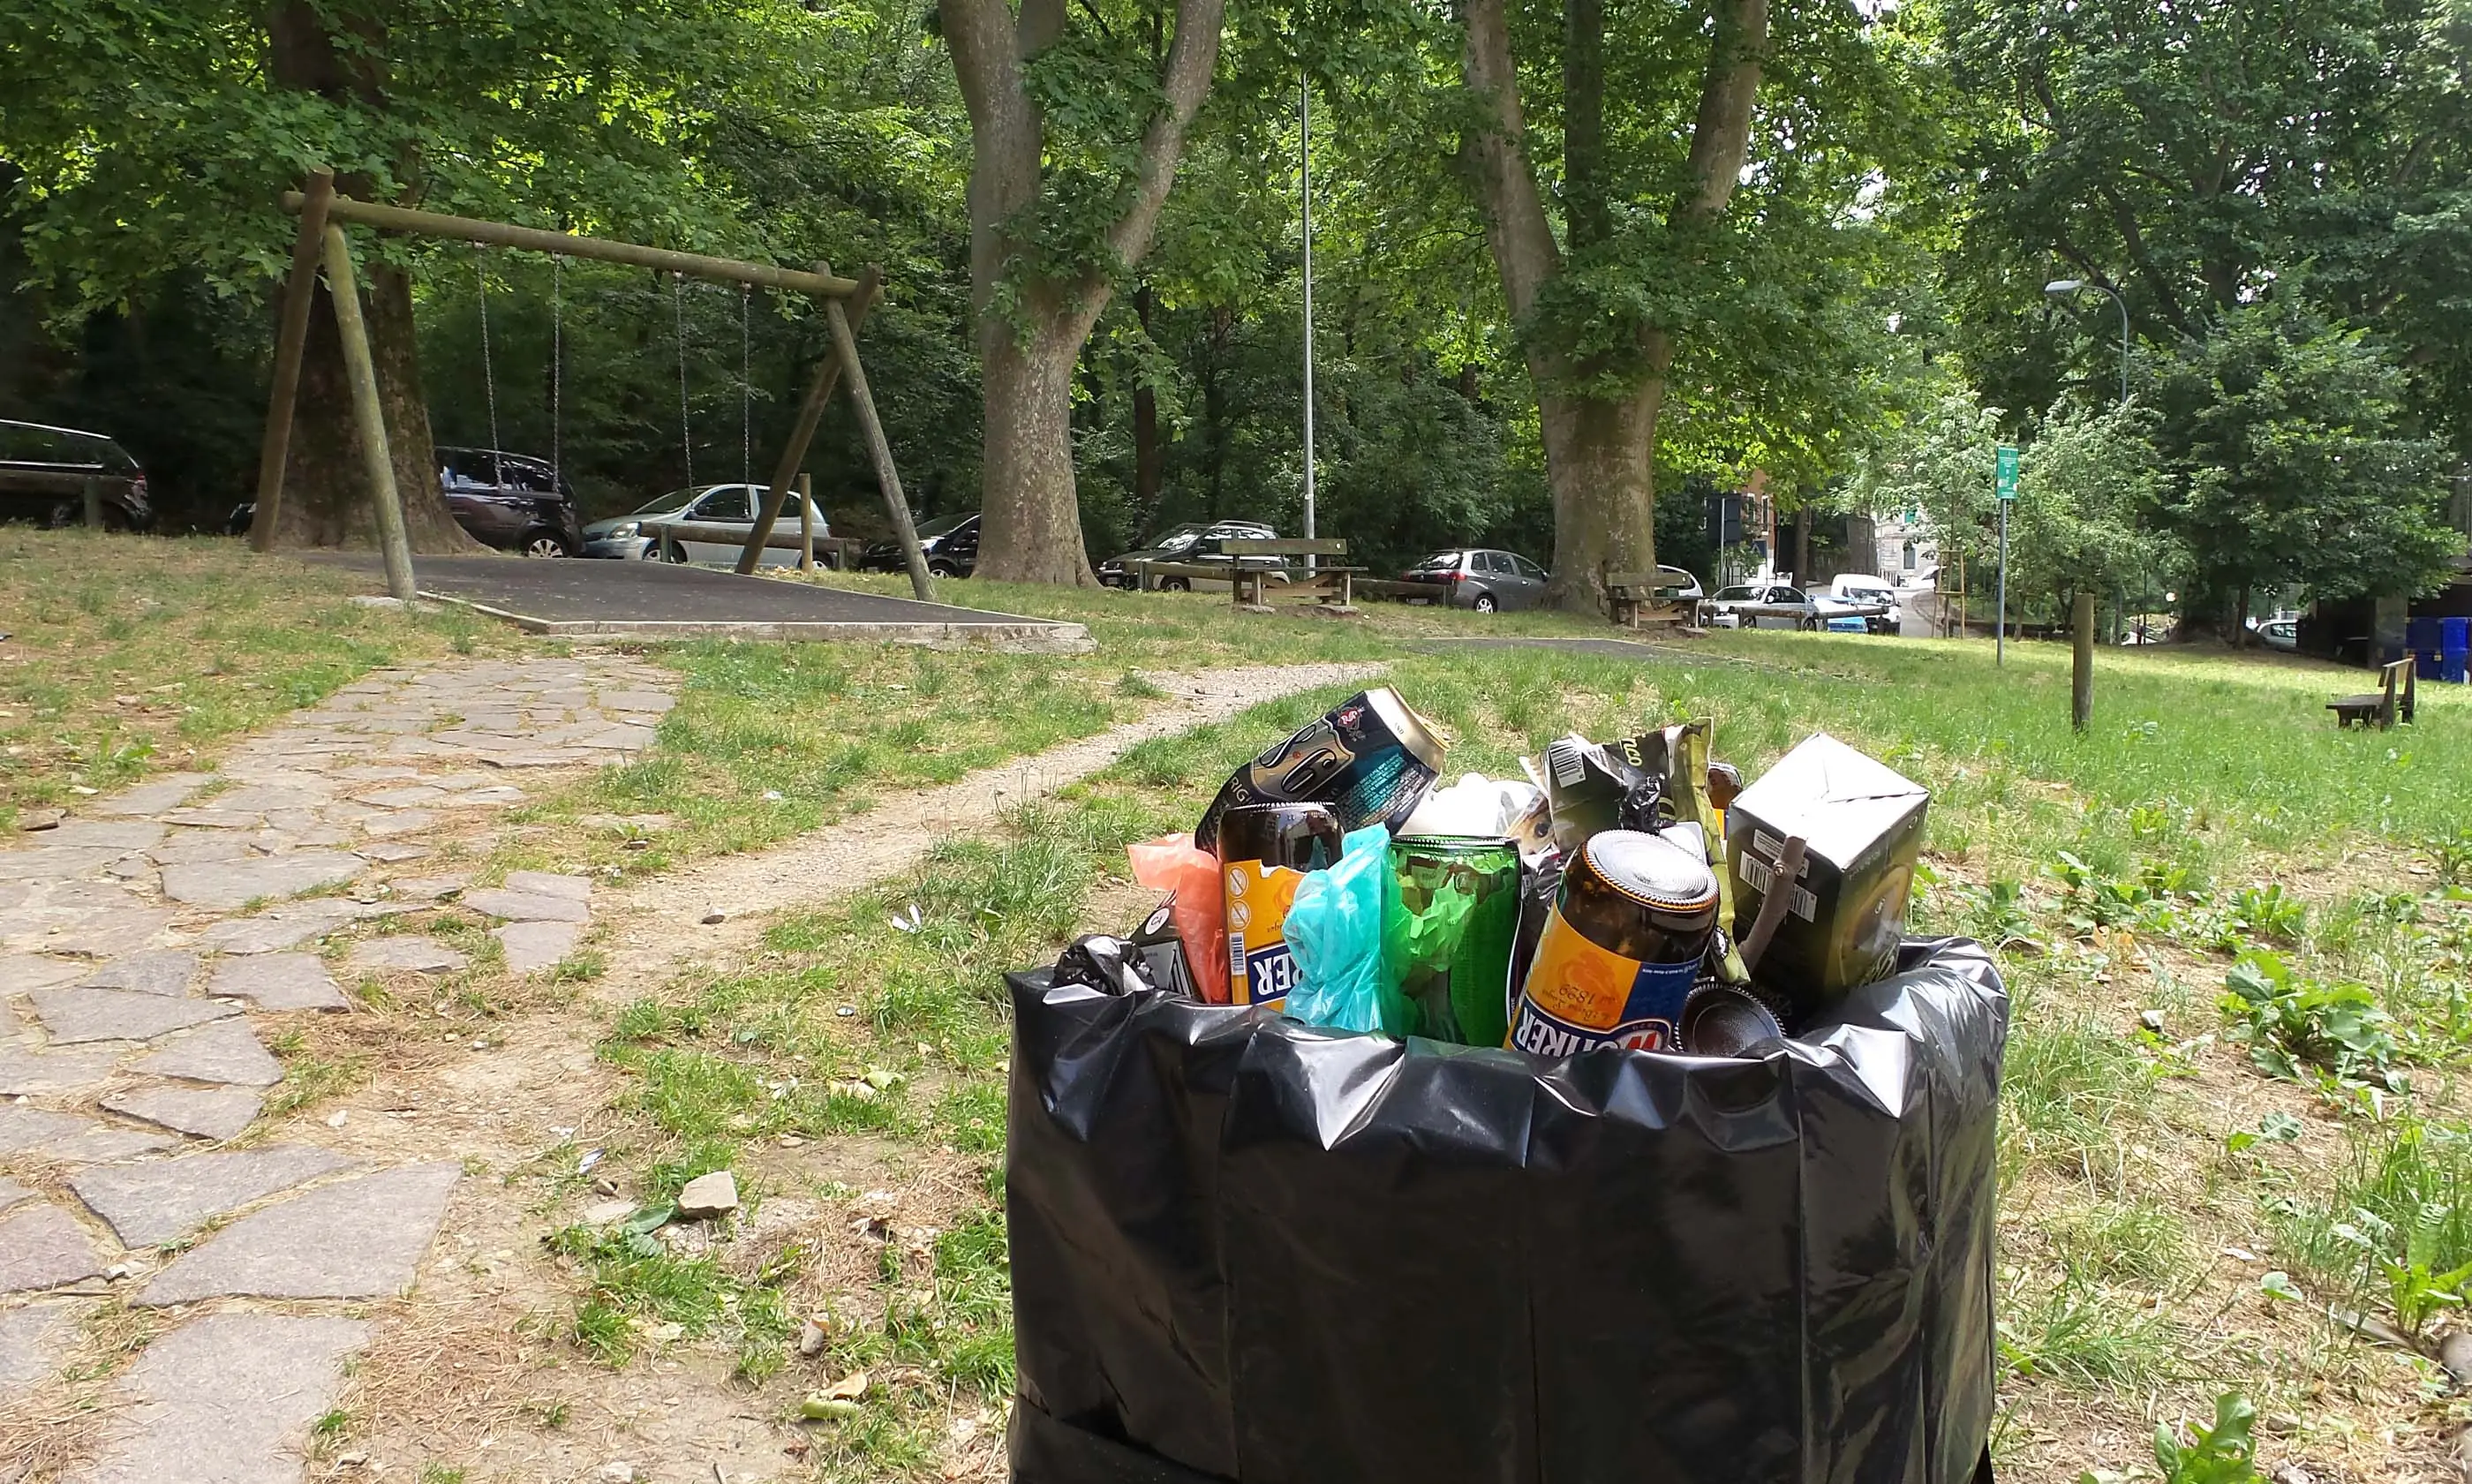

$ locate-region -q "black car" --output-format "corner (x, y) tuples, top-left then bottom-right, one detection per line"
(1097, 520), (1280, 589)
(860, 511), (980, 577)
(433, 447), (584, 556)
(0, 420), (153, 531)
(229, 445), (584, 556)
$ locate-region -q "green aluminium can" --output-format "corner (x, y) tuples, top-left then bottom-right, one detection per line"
(1383, 835), (1521, 1047)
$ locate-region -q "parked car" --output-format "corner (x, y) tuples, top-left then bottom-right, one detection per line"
(434, 447), (586, 555)
(1824, 575), (1903, 634)
(590, 484), (826, 566)
(227, 444), (582, 555)
(1649, 565), (1705, 601)
(1396, 548), (1552, 612)
(0, 420), (152, 531)
(1704, 583), (1825, 629)
(2254, 616), (2298, 652)
(1097, 521), (1280, 590)
(860, 511), (981, 577)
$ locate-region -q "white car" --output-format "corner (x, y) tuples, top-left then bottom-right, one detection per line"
(1828, 576), (1903, 635)
(1650, 564), (1704, 600)
(585, 484), (829, 566)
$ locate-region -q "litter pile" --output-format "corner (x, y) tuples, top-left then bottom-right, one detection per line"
(1006, 689), (2007, 1484)
(1087, 686), (1930, 1058)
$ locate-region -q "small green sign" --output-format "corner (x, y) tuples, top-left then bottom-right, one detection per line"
(1995, 443), (2020, 502)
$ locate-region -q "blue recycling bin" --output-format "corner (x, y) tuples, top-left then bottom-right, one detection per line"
(2409, 617), (2445, 674)
(2442, 617), (2470, 682)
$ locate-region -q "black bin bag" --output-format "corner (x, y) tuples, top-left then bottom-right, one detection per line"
(1006, 938), (2008, 1484)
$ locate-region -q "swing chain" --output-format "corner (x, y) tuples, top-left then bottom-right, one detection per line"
(673, 272), (694, 489)
(550, 254), (563, 495)
(476, 250), (502, 488)
(741, 283), (752, 490)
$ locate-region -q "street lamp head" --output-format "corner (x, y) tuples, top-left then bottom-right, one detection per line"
(2044, 279), (2084, 294)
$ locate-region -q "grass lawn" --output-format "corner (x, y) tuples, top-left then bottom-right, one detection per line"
(568, 593), (2472, 1483)
(19, 532), (2469, 1479)
(0, 530), (513, 824)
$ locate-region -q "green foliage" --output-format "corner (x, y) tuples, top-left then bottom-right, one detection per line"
(2146, 1394), (2263, 1484)
(2270, 1118), (2472, 1337)
(1844, 371), (2003, 579)
(2008, 402), (2182, 624)
(2220, 951), (2399, 1089)
(2152, 297), (2463, 620)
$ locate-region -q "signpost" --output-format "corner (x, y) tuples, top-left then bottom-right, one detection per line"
(1994, 443), (2018, 666)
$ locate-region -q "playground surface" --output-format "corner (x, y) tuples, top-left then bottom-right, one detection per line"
(304, 554), (1094, 652)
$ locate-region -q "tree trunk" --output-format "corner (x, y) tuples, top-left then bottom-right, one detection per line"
(265, 1), (478, 554)
(1457, 0), (1767, 614)
(941, 0), (1224, 585)
(979, 324), (1093, 584)
(1536, 381), (1662, 611)
(1133, 285), (1162, 530)
(1793, 508), (1811, 583)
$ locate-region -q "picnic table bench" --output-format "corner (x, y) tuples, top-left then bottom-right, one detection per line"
(1131, 539), (1363, 614)
(1604, 571), (1701, 630)
(2329, 656), (2416, 730)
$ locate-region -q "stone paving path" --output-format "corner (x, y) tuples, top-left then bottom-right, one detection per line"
(0, 655), (672, 1480)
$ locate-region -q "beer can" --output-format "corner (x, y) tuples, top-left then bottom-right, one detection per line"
(1219, 802), (1343, 1011)
(1195, 689), (1445, 855)
(1507, 830), (1719, 1058)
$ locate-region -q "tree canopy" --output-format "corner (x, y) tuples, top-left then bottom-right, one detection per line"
(0, 0), (2461, 622)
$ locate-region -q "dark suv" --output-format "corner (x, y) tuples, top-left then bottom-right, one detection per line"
(861, 511), (980, 577)
(434, 447), (584, 556)
(228, 445), (584, 555)
(0, 420), (153, 531)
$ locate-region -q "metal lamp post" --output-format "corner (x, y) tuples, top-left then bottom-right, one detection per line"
(2044, 278), (2130, 407)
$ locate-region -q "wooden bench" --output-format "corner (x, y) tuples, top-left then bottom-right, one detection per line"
(1605, 572), (1700, 630)
(2329, 656), (2416, 729)
(1355, 577), (1431, 604)
(1217, 539), (1365, 614)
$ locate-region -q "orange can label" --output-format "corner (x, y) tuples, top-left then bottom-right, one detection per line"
(1225, 860), (1308, 1009)
(1507, 904), (1697, 1057)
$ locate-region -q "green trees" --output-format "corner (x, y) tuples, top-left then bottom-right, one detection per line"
(935, 0), (1228, 584)
(2152, 299), (2460, 626)
(2009, 403), (2177, 625)
(1940, 0), (2470, 627)
(0, 0), (926, 545)
(1449, 0), (1925, 609)
(2, 0), (2461, 609)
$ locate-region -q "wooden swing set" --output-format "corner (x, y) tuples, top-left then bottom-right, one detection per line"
(252, 169), (938, 602)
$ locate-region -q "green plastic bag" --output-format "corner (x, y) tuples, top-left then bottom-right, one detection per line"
(1283, 825), (1417, 1036)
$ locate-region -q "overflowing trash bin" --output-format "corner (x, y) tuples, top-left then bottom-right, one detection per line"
(1011, 689), (2008, 1484)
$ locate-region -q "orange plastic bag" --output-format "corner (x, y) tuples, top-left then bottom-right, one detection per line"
(1127, 834), (1230, 1005)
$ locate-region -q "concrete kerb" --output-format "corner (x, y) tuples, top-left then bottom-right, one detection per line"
(419, 592), (1097, 654)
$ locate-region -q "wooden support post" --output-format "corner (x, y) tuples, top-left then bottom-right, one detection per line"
(252, 169), (336, 553)
(736, 267), (878, 576)
(825, 287), (935, 603)
(798, 472), (814, 573)
(2071, 591), (2096, 733)
(321, 225), (416, 602)
(81, 477), (102, 530)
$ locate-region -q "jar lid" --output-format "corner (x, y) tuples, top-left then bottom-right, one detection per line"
(1582, 830), (1719, 914)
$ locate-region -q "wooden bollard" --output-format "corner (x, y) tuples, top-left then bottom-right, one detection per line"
(2071, 591), (2095, 733)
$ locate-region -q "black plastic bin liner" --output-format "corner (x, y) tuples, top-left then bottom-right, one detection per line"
(1006, 938), (2008, 1484)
